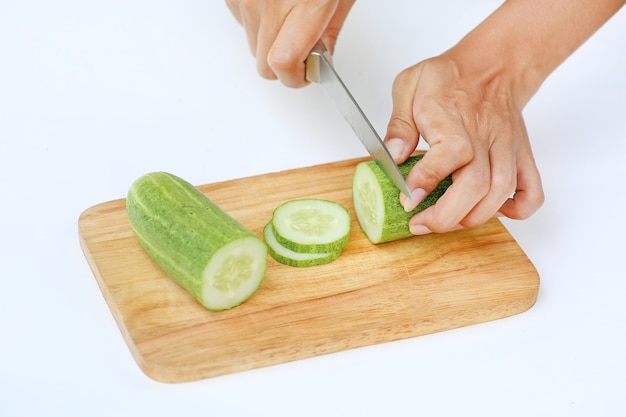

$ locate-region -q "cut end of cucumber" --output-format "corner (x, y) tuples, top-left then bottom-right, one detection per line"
(202, 237), (267, 310)
(353, 163), (385, 244)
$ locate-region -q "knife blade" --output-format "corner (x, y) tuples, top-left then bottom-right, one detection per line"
(305, 40), (411, 198)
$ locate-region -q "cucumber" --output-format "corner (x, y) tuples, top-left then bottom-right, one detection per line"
(126, 172), (267, 311)
(263, 222), (341, 267)
(270, 198), (351, 254)
(352, 154), (452, 244)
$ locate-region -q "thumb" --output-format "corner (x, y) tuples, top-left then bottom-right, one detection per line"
(384, 68), (421, 163)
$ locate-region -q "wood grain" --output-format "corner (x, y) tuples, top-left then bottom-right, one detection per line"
(78, 157), (539, 383)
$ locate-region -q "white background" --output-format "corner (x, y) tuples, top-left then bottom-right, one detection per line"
(1, 1), (625, 416)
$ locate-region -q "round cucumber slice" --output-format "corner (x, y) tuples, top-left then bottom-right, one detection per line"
(271, 198), (351, 254)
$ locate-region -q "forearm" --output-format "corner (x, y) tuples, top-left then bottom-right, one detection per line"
(445, 0), (625, 107)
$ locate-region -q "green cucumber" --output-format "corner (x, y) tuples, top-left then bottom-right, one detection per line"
(352, 154), (452, 244)
(270, 198), (351, 254)
(263, 222), (341, 267)
(126, 172), (267, 311)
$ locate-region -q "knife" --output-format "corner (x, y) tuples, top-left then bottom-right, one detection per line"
(305, 40), (412, 198)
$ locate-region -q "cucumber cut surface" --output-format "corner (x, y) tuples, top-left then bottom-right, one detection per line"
(353, 163), (387, 244)
(263, 223), (340, 267)
(202, 237), (268, 310)
(126, 172), (267, 311)
(353, 155), (452, 244)
(270, 198), (351, 254)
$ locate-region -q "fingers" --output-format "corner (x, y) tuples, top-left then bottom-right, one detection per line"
(464, 119), (543, 225)
(404, 129), (481, 233)
(226, 0), (263, 59)
(384, 68), (421, 163)
(225, 0), (242, 24)
(461, 149), (516, 228)
(226, 0), (354, 88)
(498, 138), (545, 220)
(255, 2), (293, 81)
(320, 0), (355, 55)
(385, 61), (481, 216)
(401, 100), (476, 216)
(267, 2), (340, 87)
(408, 139), (511, 234)
(407, 123), (544, 234)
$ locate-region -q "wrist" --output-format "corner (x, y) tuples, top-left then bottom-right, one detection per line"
(443, 0), (625, 110)
(442, 22), (545, 111)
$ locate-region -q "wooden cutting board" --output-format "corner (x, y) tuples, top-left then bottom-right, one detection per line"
(78, 157), (539, 383)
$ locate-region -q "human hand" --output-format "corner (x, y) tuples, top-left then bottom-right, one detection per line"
(383, 54), (545, 235)
(225, 0), (355, 88)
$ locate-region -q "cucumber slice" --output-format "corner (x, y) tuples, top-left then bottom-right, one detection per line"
(352, 155), (452, 244)
(270, 198), (351, 254)
(263, 223), (341, 267)
(126, 172), (268, 311)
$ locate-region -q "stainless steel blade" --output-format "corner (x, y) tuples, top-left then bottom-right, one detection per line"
(305, 40), (411, 198)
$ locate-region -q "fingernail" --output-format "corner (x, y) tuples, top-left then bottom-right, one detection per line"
(401, 188), (427, 212)
(409, 224), (432, 235)
(385, 138), (405, 160)
(495, 211), (505, 217)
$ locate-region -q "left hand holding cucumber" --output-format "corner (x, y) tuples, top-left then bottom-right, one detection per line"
(383, 55), (545, 236)
(380, 0), (623, 236)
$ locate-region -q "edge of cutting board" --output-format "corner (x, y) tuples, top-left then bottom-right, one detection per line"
(78, 157), (540, 383)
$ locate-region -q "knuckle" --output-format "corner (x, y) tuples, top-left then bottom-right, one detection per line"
(427, 210), (461, 234)
(460, 214), (488, 229)
(416, 163), (443, 188)
(502, 185), (545, 220)
(442, 134), (473, 163)
(267, 50), (306, 87)
(428, 219), (459, 234)
(267, 50), (293, 74)
(491, 170), (517, 199)
(393, 66), (418, 90)
(257, 61), (277, 80)
(322, 29), (341, 49)
(388, 113), (417, 135)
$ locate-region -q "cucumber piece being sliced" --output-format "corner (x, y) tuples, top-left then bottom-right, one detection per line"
(263, 222), (341, 267)
(271, 198), (351, 254)
(352, 154), (452, 244)
(126, 172), (268, 311)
